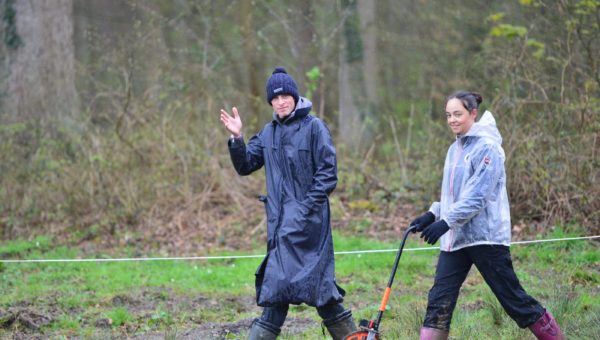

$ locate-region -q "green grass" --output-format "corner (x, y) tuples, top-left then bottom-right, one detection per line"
(0, 229), (598, 339)
(0, 235), (52, 256)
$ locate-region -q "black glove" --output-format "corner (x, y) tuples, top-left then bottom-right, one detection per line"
(410, 211), (436, 233)
(420, 220), (450, 245)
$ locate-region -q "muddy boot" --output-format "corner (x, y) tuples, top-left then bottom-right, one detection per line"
(528, 310), (565, 340)
(419, 327), (449, 340)
(248, 318), (280, 340)
(323, 309), (357, 340)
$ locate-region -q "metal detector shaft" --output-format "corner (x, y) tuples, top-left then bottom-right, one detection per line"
(373, 225), (417, 329)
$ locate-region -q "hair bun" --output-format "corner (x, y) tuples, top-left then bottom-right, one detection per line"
(272, 67), (287, 75)
(472, 92), (483, 105)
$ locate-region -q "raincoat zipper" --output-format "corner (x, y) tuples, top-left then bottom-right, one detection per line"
(446, 138), (463, 251)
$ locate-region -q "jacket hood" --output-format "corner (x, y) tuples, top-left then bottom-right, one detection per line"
(273, 96), (312, 123)
(464, 110), (502, 145)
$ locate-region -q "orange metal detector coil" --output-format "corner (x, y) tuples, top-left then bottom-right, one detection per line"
(379, 287), (392, 311)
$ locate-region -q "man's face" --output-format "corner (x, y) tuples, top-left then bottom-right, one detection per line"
(271, 94), (296, 118)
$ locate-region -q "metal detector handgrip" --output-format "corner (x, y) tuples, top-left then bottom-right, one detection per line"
(373, 225), (417, 330)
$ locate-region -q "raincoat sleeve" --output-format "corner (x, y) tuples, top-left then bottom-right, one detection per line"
(445, 143), (504, 229)
(302, 119), (337, 211)
(429, 202), (441, 219)
(228, 131), (265, 176)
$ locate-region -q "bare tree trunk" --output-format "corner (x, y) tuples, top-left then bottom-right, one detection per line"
(291, 2), (317, 83)
(358, 0), (378, 112)
(4, 0), (79, 122)
(338, 51), (361, 146)
(338, 0), (368, 150)
(240, 0), (263, 123)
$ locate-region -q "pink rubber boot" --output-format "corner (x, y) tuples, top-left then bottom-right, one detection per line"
(528, 310), (565, 340)
(419, 327), (449, 340)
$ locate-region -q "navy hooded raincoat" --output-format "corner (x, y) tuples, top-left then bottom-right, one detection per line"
(228, 97), (345, 308)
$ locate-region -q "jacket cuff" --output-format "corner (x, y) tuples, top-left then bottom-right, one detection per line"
(428, 202), (440, 219)
(228, 134), (244, 147)
(442, 217), (455, 229)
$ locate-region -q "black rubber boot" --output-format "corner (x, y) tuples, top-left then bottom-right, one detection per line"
(323, 310), (357, 340)
(247, 318), (280, 340)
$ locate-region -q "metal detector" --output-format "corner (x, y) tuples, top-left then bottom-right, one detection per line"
(344, 225), (417, 340)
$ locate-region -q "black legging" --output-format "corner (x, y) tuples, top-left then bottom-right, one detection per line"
(423, 244), (545, 330)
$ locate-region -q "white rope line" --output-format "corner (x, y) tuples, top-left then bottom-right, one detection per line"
(1, 235), (598, 264)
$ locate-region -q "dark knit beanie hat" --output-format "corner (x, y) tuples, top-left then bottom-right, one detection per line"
(265, 67), (299, 105)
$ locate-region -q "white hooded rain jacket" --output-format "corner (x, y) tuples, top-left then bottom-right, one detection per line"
(429, 111), (512, 252)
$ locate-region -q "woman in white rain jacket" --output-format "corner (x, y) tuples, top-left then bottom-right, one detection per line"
(411, 91), (564, 340)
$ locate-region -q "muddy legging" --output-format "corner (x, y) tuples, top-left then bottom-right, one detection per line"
(424, 244), (545, 331)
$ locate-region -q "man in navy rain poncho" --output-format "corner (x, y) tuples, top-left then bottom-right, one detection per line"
(219, 67), (356, 340)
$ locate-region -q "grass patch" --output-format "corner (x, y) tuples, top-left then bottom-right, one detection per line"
(106, 307), (130, 328)
(0, 229), (598, 339)
(0, 235), (51, 257)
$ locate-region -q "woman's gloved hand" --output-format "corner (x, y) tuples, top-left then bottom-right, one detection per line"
(410, 211), (436, 233)
(420, 220), (450, 245)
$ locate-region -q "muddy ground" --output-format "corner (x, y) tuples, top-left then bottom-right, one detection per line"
(0, 287), (323, 339)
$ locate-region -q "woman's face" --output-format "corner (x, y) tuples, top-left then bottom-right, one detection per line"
(445, 98), (477, 136)
(271, 94), (296, 118)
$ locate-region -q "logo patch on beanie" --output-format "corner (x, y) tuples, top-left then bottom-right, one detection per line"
(274, 87), (283, 93)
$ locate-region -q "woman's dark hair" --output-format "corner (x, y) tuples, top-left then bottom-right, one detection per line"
(447, 91), (483, 112)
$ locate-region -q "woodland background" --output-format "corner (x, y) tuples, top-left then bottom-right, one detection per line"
(0, 0), (598, 254)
